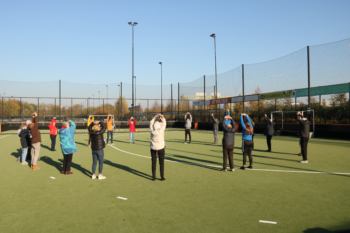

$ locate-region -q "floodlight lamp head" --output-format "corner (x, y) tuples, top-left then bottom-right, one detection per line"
(210, 33), (216, 38)
(159, 62), (162, 65)
(134, 22), (138, 25)
(128, 22), (132, 25)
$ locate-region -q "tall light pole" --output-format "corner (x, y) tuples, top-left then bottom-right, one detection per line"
(210, 33), (217, 114)
(159, 62), (163, 114)
(106, 85), (108, 113)
(98, 91), (100, 113)
(133, 76), (136, 113)
(92, 94), (94, 113)
(128, 21), (138, 116)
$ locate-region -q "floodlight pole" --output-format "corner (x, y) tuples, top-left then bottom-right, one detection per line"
(210, 33), (218, 115)
(159, 62), (163, 114)
(307, 46), (311, 108)
(129, 22), (138, 116)
(106, 85), (108, 113)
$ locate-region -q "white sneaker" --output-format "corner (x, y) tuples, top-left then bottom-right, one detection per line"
(300, 160), (308, 163)
(184, 142), (187, 144)
(111, 143), (115, 145)
(92, 175), (96, 179)
(21, 161), (28, 165)
(98, 174), (106, 180)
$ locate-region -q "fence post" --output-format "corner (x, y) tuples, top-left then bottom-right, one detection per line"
(20, 97), (22, 122)
(171, 84), (173, 120)
(307, 46), (311, 108)
(71, 98), (73, 119)
(204, 75), (206, 116)
(55, 98), (56, 116)
(59, 80), (61, 122)
(257, 95), (260, 122)
(121, 82), (123, 120)
(1, 97), (3, 123)
(178, 82), (180, 120)
(37, 98), (39, 121)
(242, 64), (245, 113)
(103, 99), (104, 114)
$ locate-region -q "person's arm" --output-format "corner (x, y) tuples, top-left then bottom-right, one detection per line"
(222, 118), (227, 131)
(99, 122), (107, 134)
(231, 119), (236, 131)
(189, 114), (192, 122)
(69, 121), (76, 136)
(240, 115), (246, 130)
(245, 115), (253, 128)
(184, 114), (186, 121)
(88, 134), (91, 146)
(211, 115), (216, 122)
(150, 116), (156, 131)
(265, 115), (271, 125)
(161, 117), (166, 131)
(32, 115), (38, 130)
(296, 112), (302, 123)
(88, 121), (94, 132)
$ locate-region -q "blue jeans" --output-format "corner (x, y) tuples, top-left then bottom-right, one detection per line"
(21, 147), (28, 162)
(92, 149), (104, 175)
(107, 131), (113, 144)
(130, 132), (135, 143)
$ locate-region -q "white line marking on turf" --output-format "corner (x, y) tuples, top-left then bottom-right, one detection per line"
(108, 145), (350, 176)
(50, 177), (56, 179)
(0, 134), (11, 139)
(117, 197), (128, 200)
(259, 220), (277, 224)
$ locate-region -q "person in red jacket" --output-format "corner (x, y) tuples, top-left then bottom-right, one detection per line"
(48, 117), (58, 151)
(129, 116), (136, 144)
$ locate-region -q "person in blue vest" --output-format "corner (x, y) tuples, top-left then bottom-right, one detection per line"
(59, 120), (78, 175)
(240, 113), (254, 169)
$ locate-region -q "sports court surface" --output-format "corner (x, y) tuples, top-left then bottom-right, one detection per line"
(1, 129), (350, 233)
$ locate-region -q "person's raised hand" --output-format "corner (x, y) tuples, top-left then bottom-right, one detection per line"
(211, 114), (213, 116)
(94, 121), (100, 125)
(68, 120), (71, 123)
(53, 117), (56, 120)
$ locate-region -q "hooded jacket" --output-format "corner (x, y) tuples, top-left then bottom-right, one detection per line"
(30, 116), (41, 144)
(150, 117), (166, 150)
(296, 114), (310, 138)
(129, 119), (136, 132)
(222, 119), (236, 146)
(48, 119), (58, 135)
(184, 114), (192, 129)
(59, 121), (78, 155)
(264, 116), (275, 136)
(19, 129), (30, 148)
(88, 122), (107, 150)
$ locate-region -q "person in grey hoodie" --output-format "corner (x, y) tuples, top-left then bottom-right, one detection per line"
(211, 114), (219, 144)
(150, 114), (167, 181)
(184, 112), (192, 144)
(221, 115), (236, 172)
(264, 114), (275, 152)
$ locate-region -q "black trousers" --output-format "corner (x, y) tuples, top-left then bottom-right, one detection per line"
(243, 140), (253, 166)
(185, 129), (191, 143)
(266, 136), (272, 151)
(63, 154), (73, 172)
(151, 149), (165, 179)
(26, 146), (32, 161)
(300, 137), (309, 160)
(50, 135), (57, 150)
(223, 145), (234, 169)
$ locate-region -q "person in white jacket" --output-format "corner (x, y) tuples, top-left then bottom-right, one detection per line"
(150, 114), (166, 181)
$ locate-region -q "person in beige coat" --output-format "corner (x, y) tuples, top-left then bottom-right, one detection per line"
(150, 114), (166, 181)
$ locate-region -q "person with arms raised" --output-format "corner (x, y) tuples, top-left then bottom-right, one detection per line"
(221, 115), (236, 172)
(59, 120), (78, 174)
(88, 121), (107, 179)
(240, 113), (254, 170)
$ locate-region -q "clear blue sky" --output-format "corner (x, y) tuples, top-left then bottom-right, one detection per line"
(1, 0), (350, 87)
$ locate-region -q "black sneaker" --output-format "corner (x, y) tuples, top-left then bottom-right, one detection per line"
(152, 178), (156, 181)
(247, 165), (253, 169)
(240, 166), (246, 170)
(161, 178), (166, 181)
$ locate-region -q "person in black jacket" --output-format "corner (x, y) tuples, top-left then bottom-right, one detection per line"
(18, 124), (30, 165)
(88, 121), (107, 179)
(221, 116), (236, 172)
(264, 114), (275, 152)
(296, 112), (310, 163)
(211, 114), (219, 144)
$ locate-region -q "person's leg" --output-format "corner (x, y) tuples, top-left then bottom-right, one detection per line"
(222, 145), (228, 170)
(300, 137), (306, 160)
(304, 138), (309, 161)
(21, 147), (28, 163)
(26, 146), (32, 161)
(129, 133), (132, 143)
(92, 151), (98, 175)
(98, 149), (104, 175)
(185, 130), (187, 142)
(66, 154), (73, 172)
(63, 154), (68, 171)
(31, 142), (41, 166)
(243, 141), (248, 166)
(158, 148), (165, 180)
(111, 131), (114, 144)
(214, 130), (218, 143)
(228, 146), (234, 169)
(53, 135), (57, 150)
(106, 131), (110, 144)
(267, 136), (272, 151)
(50, 135), (53, 150)
(247, 144), (253, 167)
(189, 130), (191, 143)
(301, 137), (308, 161)
(132, 132), (135, 143)
(151, 149), (157, 179)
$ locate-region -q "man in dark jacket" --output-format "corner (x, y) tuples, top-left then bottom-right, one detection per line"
(88, 121), (107, 179)
(296, 112), (310, 163)
(264, 114), (275, 152)
(221, 115), (236, 172)
(211, 114), (219, 144)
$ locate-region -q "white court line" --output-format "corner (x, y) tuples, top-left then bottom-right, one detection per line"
(117, 196), (128, 200)
(108, 137), (350, 176)
(0, 134), (11, 139)
(259, 220), (277, 224)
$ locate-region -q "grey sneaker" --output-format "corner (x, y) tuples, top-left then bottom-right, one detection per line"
(300, 160), (308, 163)
(92, 175), (96, 180)
(98, 174), (106, 180)
(21, 161), (28, 165)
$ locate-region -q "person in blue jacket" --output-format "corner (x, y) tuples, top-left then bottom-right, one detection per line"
(240, 113), (254, 169)
(224, 109), (231, 126)
(59, 120), (78, 175)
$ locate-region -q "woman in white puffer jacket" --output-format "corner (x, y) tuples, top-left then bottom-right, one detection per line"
(150, 114), (166, 181)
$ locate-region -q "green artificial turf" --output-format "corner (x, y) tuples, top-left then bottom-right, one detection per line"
(0, 129), (350, 233)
